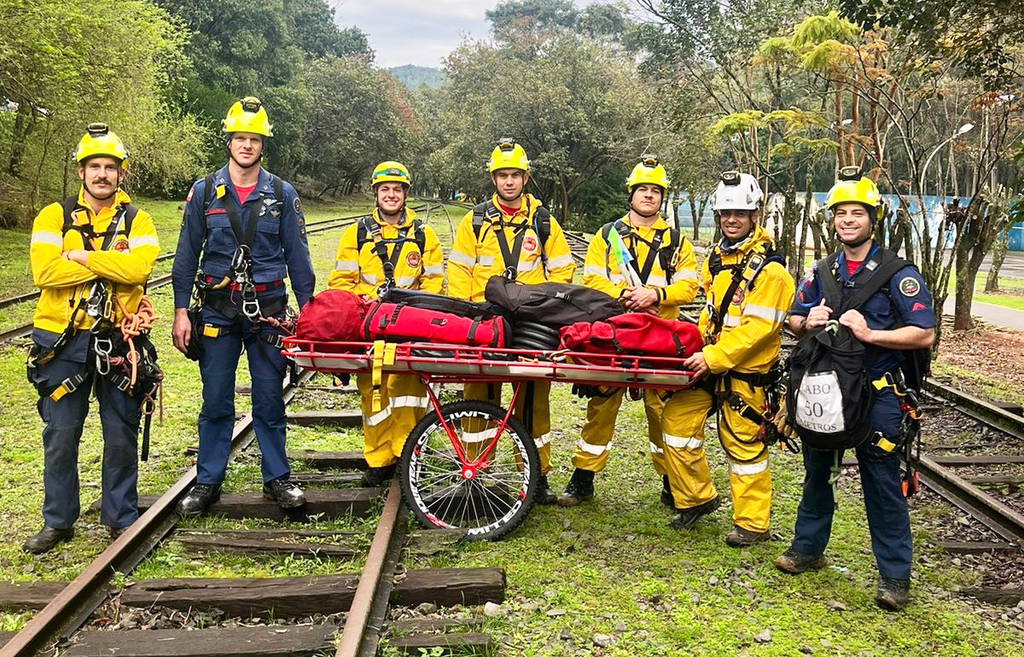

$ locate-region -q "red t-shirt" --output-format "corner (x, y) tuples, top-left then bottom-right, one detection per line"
(846, 259), (862, 277)
(497, 202), (520, 217)
(234, 182), (257, 205)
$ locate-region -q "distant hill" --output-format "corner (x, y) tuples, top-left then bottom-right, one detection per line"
(389, 65), (444, 91)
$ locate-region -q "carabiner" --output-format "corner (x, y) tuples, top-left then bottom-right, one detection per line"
(94, 337), (112, 376)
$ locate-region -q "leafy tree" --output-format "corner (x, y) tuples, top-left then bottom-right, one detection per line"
(299, 57), (418, 197)
(0, 0), (205, 225)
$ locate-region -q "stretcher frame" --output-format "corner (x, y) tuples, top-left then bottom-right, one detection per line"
(282, 338), (696, 539)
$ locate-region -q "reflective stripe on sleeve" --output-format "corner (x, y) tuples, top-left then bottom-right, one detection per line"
(649, 441), (664, 455)
(395, 275), (417, 288)
(675, 269), (698, 280)
(742, 304), (787, 323)
(545, 254), (574, 269)
(128, 235), (159, 249)
(646, 274), (668, 287)
(722, 315), (741, 328)
(360, 272), (379, 285)
(516, 258), (541, 273)
(31, 232), (64, 247)
(449, 251), (475, 267)
(584, 265), (607, 278)
(422, 264), (444, 275)
(390, 395), (428, 409)
(334, 260), (358, 271)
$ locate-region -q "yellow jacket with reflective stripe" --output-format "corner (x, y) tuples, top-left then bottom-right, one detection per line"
(583, 214), (699, 320)
(327, 208), (443, 295)
(697, 224), (794, 374)
(448, 193), (574, 301)
(30, 188), (159, 334)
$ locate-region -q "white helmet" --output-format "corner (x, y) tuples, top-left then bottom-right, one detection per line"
(710, 171), (762, 211)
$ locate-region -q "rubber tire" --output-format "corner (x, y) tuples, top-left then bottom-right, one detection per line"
(512, 336), (557, 351)
(400, 399), (540, 540)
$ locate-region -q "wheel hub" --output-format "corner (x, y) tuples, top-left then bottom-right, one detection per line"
(462, 467), (476, 480)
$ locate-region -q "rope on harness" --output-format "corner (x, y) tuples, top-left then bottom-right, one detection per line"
(115, 295), (158, 387)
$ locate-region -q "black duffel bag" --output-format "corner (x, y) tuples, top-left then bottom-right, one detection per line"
(484, 276), (623, 329)
(380, 287), (506, 321)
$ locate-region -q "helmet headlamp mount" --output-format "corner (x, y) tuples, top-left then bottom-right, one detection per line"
(838, 166), (862, 182)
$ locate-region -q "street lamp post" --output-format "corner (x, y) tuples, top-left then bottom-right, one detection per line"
(919, 123), (975, 198)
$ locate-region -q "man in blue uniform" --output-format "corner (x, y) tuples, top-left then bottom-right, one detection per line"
(777, 170), (935, 611)
(171, 97), (315, 515)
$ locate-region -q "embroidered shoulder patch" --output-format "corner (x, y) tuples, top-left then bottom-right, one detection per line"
(293, 197), (302, 215)
(898, 276), (920, 297)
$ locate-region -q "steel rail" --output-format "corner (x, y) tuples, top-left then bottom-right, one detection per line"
(335, 478), (406, 657)
(922, 378), (1024, 441)
(0, 372), (312, 657)
(913, 454), (1024, 544)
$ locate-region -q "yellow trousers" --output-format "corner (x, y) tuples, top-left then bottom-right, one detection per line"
(660, 378), (772, 533)
(464, 381), (552, 474)
(357, 373), (429, 468)
(572, 388), (667, 474)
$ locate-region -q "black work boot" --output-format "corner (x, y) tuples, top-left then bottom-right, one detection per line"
(774, 547), (828, 574)
(176, 483), (221, 517)
(22, 526), (74, 554)
(263, 477), (307, 509)
(107, 525), (131, 540)
(360, 463), (397, 487)
(660, 475), (673, 507)
(669, 495), (721, 530)
(536, 474), (557, 505)
(725, 524), (771, 547)
(556, 468), (595, 507)
(875, 578), (910, 611)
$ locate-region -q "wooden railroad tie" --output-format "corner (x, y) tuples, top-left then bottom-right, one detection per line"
(63, 624), (337, 657)
(0, 568), (506, 616)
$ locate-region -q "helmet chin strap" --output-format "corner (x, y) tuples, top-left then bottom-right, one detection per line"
(839, 234), (872, 248)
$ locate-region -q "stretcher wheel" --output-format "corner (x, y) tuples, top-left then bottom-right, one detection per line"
(400, 400), (539, 540)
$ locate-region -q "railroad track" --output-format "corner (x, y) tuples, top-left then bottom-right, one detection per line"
(0, 374), (504, 657)
(564, 230), (590, 265)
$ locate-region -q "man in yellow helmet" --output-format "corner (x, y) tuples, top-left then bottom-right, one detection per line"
(659, 171), (794, 544)
(448, 139), (575, 503)
(329, 162), (443, 485)
(557, 156), (699, 507)
(777, 169), (935, 611)
(172, 97), (315, 516)
(23, 124), (161, 553)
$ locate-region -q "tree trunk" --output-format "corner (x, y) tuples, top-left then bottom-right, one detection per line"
(984, 229), (1010, 293)
(688, 195), (701, 241)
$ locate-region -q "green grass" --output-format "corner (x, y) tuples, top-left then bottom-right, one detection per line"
(945, 270), (1024, 313)
(2, 200), (1022, 653)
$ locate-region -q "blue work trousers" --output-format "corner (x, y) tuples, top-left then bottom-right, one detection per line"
(196, 306), (290, 485)
(789, 389), (912, 580)
(33, 333), (140, 530)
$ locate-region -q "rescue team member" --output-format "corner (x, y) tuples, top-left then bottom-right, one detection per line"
(24, 124), (160, 553)
(172, 97), (315, 516)
(660, 172), (794, 544)
(328, 162), (443, 486)
(558, 156), (699, 507)
(448, 139), (575, 503)
(777, 172), (935, 611)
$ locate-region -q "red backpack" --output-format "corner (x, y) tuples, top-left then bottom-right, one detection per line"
(363, 301), (509, 348)
(560, 313), (703, 358)
(296, 290), (370, 344)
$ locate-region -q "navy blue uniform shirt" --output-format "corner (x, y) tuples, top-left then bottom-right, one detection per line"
(172, 165), (315, 310)
(791, 243), (935, 376)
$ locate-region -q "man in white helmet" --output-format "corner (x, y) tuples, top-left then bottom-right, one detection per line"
(659, 171), (794, 545)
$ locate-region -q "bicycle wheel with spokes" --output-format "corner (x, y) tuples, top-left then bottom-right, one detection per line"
(400, 400), (539, 540)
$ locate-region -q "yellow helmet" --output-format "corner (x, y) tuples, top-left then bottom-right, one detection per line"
(825, 167), (881, 212)
(371, 161), (411, 188)
(487, 138), (530, 173)
(222, 96), (273, 137)
(626, 154), (669, 192)
(73, 123), (129, 170)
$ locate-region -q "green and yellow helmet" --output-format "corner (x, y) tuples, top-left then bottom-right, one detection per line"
(487, 138), (530, 173)
(222, 97), (273, 137)
(371, 161), (411, 188)
(626, 154), (669, 192)
(73, 123), (129, 170)
(825, 167), (882, 214)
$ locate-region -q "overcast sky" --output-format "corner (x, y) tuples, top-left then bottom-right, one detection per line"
(330, 0), (608, 69)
